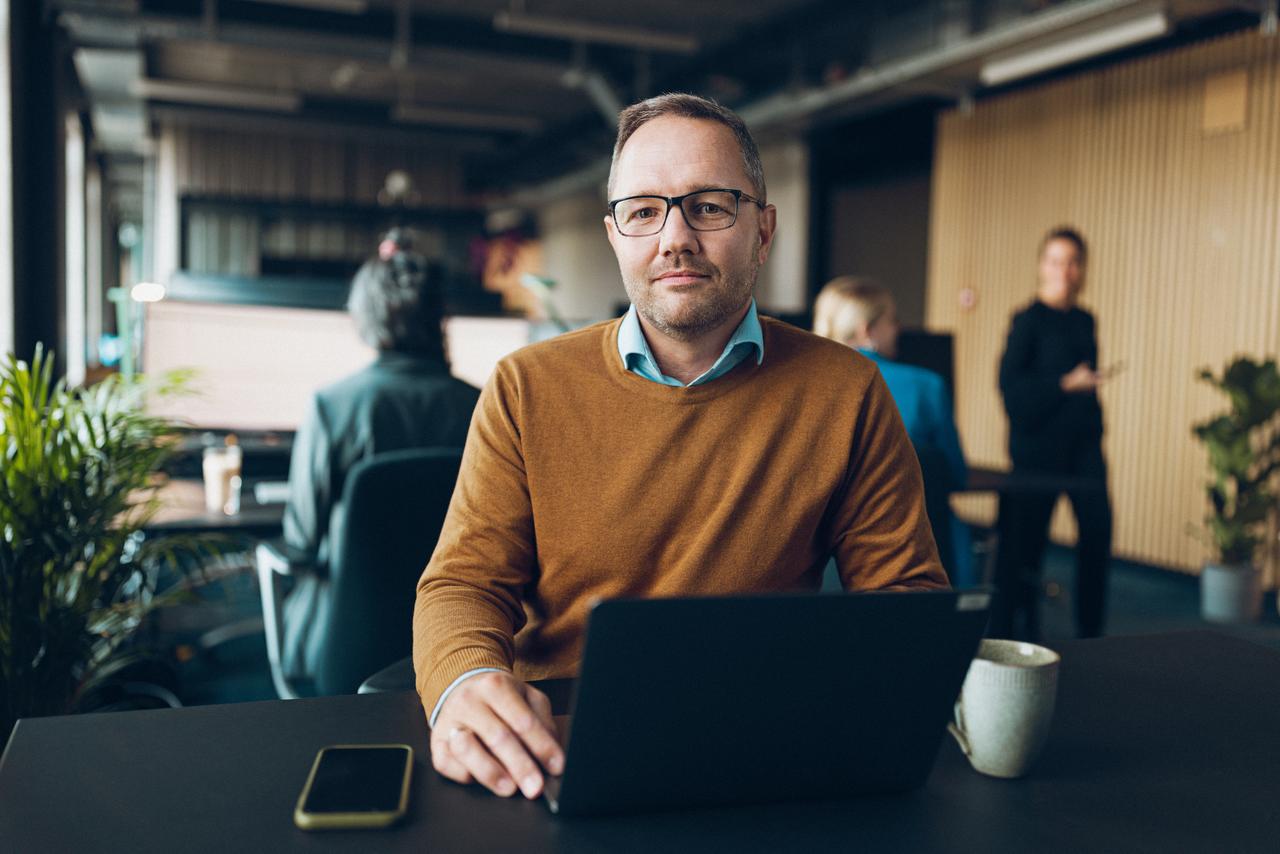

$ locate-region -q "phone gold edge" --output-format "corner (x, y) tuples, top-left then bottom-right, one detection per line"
(293, 743), (414, 832)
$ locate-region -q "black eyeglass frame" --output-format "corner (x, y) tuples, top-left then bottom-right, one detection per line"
(607, 188), (766, 236)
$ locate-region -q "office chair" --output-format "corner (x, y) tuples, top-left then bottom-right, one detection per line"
(913, 443), (960, 585)
(255, 447), (463, 699)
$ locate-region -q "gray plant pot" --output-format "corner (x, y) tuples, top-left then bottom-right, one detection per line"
(1200, 563), (1262, 623)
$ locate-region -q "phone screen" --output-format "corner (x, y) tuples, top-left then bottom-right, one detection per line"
(302, 746), (411, 814)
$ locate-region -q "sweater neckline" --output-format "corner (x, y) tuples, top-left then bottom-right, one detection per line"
(599, 317), (766, 404)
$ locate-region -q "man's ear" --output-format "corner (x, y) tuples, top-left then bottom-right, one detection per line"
(604, 213), (619, 251)
(756, 204), (778, 265)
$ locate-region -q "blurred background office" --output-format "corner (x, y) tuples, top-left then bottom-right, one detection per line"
(3, 0), (1279, 711)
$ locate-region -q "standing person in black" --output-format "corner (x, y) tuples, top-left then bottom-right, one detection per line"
(993, 227), (1112, 641)
(280, 229), (481, 685)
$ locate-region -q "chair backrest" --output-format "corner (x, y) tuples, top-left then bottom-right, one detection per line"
(314, 447), (463, 696)
(913, 442), (957, 584)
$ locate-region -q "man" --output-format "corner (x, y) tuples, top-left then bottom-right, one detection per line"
(413, 94), (948, 801)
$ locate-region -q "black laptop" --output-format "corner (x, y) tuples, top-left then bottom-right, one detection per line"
(543, 588), (991, 816)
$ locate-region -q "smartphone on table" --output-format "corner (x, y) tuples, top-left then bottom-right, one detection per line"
(294, 744), (413, 831)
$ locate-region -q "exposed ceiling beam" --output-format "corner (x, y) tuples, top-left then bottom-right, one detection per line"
(737, 0), (1174, 129)
(132, 78), (303, 112)
(58, 10), (571, 82)
(147, 103), (498, 151)
(493, 10), (699, 55)
(391, 103), (544, 134)
(240, 0), (369, 13)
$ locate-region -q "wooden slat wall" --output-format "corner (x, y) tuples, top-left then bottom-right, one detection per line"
(928, 29), (1280, 582)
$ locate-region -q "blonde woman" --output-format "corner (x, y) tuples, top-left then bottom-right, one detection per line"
(814, 276), (969, 583)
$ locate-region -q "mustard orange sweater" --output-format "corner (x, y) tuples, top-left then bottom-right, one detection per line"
(413, 317), (948, 717)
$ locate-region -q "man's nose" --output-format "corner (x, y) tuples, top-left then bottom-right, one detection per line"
(658, 203), (700, 256)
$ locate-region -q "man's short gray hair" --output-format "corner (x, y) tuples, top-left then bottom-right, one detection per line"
(607, 93), (766, 203)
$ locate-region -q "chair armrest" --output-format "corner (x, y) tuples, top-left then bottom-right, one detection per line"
(254, 540), (316, 577)
(358, 657), (415, 694)
(254, 539), (317, 701)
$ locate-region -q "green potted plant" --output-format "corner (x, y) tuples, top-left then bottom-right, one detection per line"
(1190, 356), (1280, 623)
(1, 347), (211, 742)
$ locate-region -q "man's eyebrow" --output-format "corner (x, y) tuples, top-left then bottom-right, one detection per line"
(616, 185), (734, 198)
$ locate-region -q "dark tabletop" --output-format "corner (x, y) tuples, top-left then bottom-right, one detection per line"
(2, 630), (1277, 853)
(963, 465), (1106, 496)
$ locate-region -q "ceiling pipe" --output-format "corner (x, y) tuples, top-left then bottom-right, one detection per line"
(500, 0), (1196, 206)
(737, 0), (1164, 129)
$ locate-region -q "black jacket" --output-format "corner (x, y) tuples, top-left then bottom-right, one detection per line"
(281, 351), (480, 680)
(998, 300), (1104, 465)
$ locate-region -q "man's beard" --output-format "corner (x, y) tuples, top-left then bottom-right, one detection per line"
(626, 253), (760, 343)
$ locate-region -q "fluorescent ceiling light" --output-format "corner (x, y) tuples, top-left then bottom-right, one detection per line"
(239, 0), (369, 12)
(391, 104), (543, 134)
(131, 79), (302, 112)
(980, 11), (1170, 86)
(494, 11), (698, 55)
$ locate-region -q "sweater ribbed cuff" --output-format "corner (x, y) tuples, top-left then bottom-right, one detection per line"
(418, 646), (512, 725)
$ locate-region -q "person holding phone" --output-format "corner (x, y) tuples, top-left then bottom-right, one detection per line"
(993, 226), (1113, 641)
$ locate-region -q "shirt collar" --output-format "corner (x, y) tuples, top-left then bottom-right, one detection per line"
(617, 299), (765, 384)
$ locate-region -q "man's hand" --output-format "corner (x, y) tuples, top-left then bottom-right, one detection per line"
(430, 671), (564, 799)
(1060, 362), (1103, 393)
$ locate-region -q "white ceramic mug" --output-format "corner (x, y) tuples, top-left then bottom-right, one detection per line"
(948, 639), (1060, 778)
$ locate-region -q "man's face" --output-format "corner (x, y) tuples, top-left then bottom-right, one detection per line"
(1037, 238), (1085, 307)
(605, 116), (777, 342)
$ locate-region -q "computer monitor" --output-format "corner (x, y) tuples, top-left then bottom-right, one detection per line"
(142, 300), (529, 432)
(895, 330), (955, 412)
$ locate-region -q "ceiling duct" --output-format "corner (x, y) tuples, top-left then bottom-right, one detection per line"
(494, 9), (698, 54)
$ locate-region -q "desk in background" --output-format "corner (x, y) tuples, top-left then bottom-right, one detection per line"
(146, 476), (286, 538)
(1, 631), (1276, 853)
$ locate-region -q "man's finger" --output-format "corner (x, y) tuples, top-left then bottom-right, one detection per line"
(446, 725), (518, 797)
(430, 729), (475, 784)
(469, 705), (549, 799)
(524, 685), (554, 730)
(489, 681), (565, 778)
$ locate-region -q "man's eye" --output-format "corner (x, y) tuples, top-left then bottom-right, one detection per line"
(628, 207), (659, 221)
(694, 203), (726, 215)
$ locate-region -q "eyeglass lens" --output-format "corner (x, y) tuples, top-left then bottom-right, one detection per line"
(613, 191), (739, 236)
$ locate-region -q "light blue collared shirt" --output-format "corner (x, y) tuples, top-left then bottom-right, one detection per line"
(617, 300), (765, 386)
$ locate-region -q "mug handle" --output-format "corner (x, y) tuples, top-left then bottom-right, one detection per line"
(947, 700), (971, 756)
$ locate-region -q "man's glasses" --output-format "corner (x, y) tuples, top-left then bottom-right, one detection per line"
(608, 188), (765, 237)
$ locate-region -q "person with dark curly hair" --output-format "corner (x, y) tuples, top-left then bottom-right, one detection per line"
(280, 230), (480, 686)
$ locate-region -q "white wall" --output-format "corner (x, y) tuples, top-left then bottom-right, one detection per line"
(755, 137), (809, 313)
(533, 135), (811, 321)
(536, 189), (626, 322)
